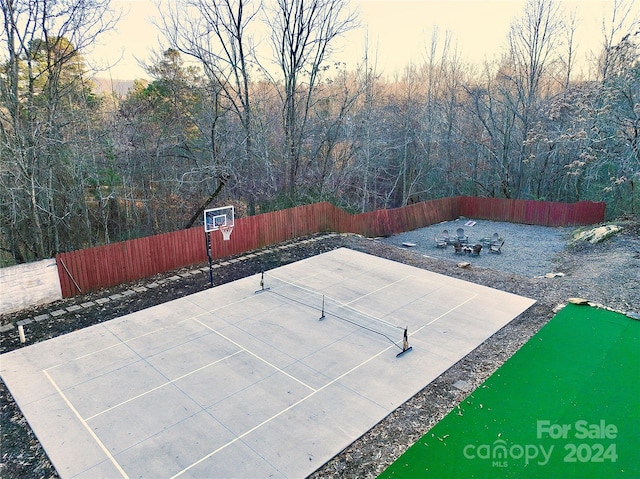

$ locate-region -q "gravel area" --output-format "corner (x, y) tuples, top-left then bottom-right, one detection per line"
(1, 216), (638, 479)
(379, 218), (573, 278)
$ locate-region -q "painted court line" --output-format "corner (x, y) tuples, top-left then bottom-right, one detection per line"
(412, 292), (480, 335)
(50, 317), (198, 369)
(191, 316), (317, 392)
(171, 317), (406, 479)
(343, 274), (415, 305)
(43, 369), (129, 479)
(171, 283), (480, 477)
(83, 350), (244, 421)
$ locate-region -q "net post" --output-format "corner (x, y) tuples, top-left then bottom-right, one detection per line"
(319, 295), (326, 321)
(396, 327), (413, 357)
(255, 270), (270, 294)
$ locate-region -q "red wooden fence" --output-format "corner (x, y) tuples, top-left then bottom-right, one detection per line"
(55, 197), (605, 298)
(456, 197), (606, 227)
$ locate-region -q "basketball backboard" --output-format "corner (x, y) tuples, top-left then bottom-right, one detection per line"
(204, 206), (235, 233)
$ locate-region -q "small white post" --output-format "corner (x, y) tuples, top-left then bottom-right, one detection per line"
(18, 325), (26, 344)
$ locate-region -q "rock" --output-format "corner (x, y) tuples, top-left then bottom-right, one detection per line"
(571, 225), (623, 244)
(457, 262), (471, 268)
(568, 297), (589, 305)
(544, 272), (565, 278)
(452, 380), (472, 392)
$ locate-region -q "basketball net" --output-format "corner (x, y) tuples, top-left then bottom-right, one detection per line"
(220, 224), (233, 241)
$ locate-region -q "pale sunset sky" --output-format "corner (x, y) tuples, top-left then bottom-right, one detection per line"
(90, 0), (639, 81)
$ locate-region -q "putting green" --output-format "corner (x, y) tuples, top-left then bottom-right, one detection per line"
(379, 304), (640, 478)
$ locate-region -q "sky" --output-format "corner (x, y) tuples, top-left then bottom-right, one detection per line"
(90, 0), (639, 82)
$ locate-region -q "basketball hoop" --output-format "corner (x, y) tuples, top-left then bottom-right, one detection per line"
(219, 224), (233, 241)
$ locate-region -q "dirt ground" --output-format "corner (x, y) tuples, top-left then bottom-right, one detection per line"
(1, 216), (638, 479)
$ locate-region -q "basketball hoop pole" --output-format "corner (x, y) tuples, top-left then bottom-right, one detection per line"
(203, 205), (234, 288)
(205, 230), (214, 287)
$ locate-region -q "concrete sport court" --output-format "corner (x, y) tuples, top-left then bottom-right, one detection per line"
(0, 248), (535, 478)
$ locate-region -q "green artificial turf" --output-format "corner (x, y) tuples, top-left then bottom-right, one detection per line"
(379, 304), (640, 479)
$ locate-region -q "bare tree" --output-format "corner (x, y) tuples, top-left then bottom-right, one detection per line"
(356, 32), (382, 212)
(420, 28), (467, 198)
(159, 0), (260, 220)
(0, 0), (118, 262)
(266, 0), (357, 198)
(504, 0), (563, 197)
(599, 0), (638, 81)
(562, 9), (579, 87)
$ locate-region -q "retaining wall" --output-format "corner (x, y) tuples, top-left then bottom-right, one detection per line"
(0, 259), (62, 315)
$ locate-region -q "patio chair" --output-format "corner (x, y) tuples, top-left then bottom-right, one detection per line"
(434, 235), (447, 248)
(456, 227), (469, 244)
(489, 240), (504, 254)
(470, 244), (482, 256)
(483, 232), (501, 248)
(453, 242), (464, 254)
(442, 229), (452, 244)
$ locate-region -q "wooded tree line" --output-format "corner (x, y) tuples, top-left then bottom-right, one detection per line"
(1, 0), (638, 265)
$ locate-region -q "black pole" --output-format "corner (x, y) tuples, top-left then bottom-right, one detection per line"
(205, 230), (214, 287)
(319, 295), (326, 320)
(255, 270), (270, 294)
(396, 326), (413, 357)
